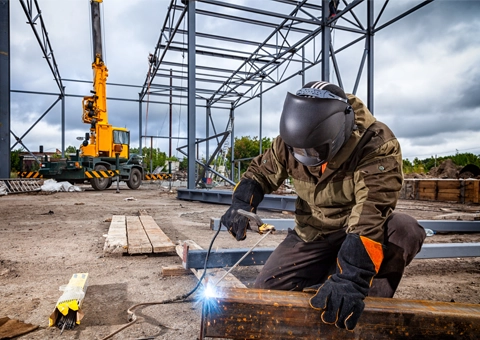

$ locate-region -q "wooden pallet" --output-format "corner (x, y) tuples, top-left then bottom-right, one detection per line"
(103, 215), (176, 255)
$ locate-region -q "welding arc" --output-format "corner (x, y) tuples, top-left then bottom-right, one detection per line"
(99, 226), (223, 340)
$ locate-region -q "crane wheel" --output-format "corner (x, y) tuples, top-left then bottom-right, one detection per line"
(91, 164), (110, 191)
(127, 168), (142, 190)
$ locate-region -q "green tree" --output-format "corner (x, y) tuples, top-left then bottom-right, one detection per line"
(130, 147), (167, 172)
(65, 145), (77, 155)
(225, 136), (273, 178)
(179, 157), (188, 170)
(402, 159), (414, 174)
(10, 148), (23, 173)
(403, 152), (480, 174)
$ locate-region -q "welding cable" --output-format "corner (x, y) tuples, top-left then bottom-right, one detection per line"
(99, 225), (222, 340)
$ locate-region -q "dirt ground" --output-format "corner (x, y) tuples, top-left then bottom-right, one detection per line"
(0, 181), (479, 340)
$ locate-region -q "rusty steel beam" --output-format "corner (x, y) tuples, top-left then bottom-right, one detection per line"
(201, 288), (480, 339)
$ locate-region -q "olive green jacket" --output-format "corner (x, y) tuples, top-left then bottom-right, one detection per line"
(243, 94), (403, 243)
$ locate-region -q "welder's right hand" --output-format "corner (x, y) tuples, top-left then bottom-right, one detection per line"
(220, 178), (264, 241)
(220, 204), (253, 241)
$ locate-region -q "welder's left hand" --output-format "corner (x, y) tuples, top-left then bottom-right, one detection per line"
(305, 233), (384, 330)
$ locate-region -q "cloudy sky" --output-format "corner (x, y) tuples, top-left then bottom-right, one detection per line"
(9, 0), (480, 162)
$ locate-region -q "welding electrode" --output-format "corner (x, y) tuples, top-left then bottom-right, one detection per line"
(214, 210), (275, 287)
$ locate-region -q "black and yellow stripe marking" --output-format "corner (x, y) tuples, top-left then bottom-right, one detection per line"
(85, 170), (119, 179)
(17, 171), (43, 178)
(144, 173), (172, 181)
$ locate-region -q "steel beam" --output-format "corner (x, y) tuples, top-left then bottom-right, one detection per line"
(210, 218), (480, 233)
(183, 243), (480, 269)
(416, 243), (480, 259)
(177, 188), (296, 211)
(201, 288), (480, 339)
(184, 247), (274, 269)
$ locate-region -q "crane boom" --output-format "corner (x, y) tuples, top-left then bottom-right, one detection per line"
(38, 0), (143, 191)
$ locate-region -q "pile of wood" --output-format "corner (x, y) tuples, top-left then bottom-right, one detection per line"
(401, 179), (479, 204)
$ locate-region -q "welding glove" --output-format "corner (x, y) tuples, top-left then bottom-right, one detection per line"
(220, 178), (264, 241)
(305, 233), (384, 330)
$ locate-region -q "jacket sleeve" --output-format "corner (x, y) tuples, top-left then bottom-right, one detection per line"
(242, 137), (290, 194)
(347, 125), (403, 243)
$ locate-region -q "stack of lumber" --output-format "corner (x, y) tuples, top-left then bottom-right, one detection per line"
(103, 215), (176, 255)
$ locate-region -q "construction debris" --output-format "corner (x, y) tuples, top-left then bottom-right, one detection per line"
(0, 178), (42, 195)
(0, 317), (38, 339)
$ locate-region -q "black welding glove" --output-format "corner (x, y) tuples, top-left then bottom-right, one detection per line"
(220, 178), (264, 241)
(305, 233), (384, 330)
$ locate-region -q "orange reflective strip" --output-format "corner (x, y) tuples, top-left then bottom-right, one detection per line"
(321, 162), (328, 173)
(360, 236), (384, 273)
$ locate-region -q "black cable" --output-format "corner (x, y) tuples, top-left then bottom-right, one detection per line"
(100, 225), (223, 340)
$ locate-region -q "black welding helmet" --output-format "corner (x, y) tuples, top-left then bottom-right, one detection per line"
(279, 81), (355, 166)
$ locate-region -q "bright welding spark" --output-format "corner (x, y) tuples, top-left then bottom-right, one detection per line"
(203, 284), (217, 299)
(194, 283), (221, 313)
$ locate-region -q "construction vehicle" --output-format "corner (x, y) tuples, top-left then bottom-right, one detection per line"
(38, 0), (143, 190)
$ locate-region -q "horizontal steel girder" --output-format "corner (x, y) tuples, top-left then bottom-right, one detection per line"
(201, 288), (480, 340)
(183, 243), (480, 269)
(210, 218), (480, 233)
(177, 188), (296, 211)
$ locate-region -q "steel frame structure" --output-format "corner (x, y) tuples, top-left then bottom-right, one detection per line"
(140, 0), (434, 189)
(2, 0), (435, 183)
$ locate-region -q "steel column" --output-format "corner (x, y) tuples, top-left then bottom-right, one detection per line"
(321, 0), (330, 81)
(61, 87), (65, 157)
(229, 105), (235, 182)
(187, 0), (196, 189)
(0, 0), (10, 177)
(138, 94), (142, 155)
(367, 0), (374, 113)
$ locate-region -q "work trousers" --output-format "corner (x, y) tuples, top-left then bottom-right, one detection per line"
(254, 212), (426, 298)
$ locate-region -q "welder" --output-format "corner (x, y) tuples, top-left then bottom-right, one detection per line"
(220, 81), (426, 330)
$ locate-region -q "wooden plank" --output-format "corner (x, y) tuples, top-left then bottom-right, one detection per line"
(437, 181), (462, 189)
(161, 265), (193, 276)
(203, 288), (480, 340)
(438, 188), (461, 194)
(139, 215), (176, 253)
(126, 216), (152, 254)
(418, 192), (436, 200)
(437, 193), (461, 202)
(103, 215), (127, 255)
(418, 180), (437, 189)
(465, 180), (479, 203)
(176, 240), (246, 289)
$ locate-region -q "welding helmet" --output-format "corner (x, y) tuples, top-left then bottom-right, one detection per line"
(279, 81), (355, 166)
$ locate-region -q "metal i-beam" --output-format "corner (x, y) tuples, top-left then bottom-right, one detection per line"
(210, 218), (480, 233)
(201, 288), (480, 339)
(176, 188), (296, 211)
(183, 243), (480, 270)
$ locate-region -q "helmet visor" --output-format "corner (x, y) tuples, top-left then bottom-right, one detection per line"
(287, 144), (329, 167)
